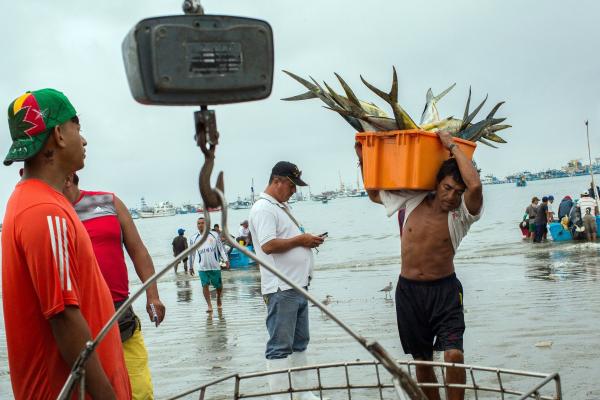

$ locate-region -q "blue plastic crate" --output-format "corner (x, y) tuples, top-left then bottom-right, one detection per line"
(548, 222), (572, 242)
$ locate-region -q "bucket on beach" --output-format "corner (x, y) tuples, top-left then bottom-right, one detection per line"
(356, 129), (477, 191)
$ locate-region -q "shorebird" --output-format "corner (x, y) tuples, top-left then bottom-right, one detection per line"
(312, 295), (333, 307)
(380, 282), (393, 299)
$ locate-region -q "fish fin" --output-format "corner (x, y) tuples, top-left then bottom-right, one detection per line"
(283, 70), (341, 110)
(309, 76), (328, 96)
(434, 83), (456, 102)
(323, 105), (351, 115)
(390, 67), (418, 129)
(322, 106), (364, 131)
(488, 124), (511, 133)
(490, 117), (506, 125)
(326, 80), (370, 118)
(460, 118), (493, 141)
(283, 70), (365, 131)
(390, 66), (399, 106)
(360, 74), (389, 101)
(462, 94), (488, 130)
(426, 88), (434, 102)
(282, 70), (319, 92)
(483, 131), (507, 143)
(334, 73), (361, 108)
(361, 68), (417, 130)
(466, 116), (505, 142)
(478, 137), (499, 148)
(281, 91), (317, 101)
(486, 101), (505, 119)
(461, 87), (472, 128)
(323, 81), (345, 107)
(324, 106), (394, 131)
(420, 89), (434, 123)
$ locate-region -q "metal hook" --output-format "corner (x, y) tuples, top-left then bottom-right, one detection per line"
(195, 106), (225, 209)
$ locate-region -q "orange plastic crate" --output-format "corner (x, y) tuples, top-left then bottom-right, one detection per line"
(355, 129), (477, 190)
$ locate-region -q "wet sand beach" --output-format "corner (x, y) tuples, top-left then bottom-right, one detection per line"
(1, 175), (600, 398)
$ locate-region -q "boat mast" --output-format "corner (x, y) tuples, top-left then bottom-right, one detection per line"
(585, 120), (600, 200)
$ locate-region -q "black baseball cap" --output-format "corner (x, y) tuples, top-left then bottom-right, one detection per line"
(271, 161), (307, 186)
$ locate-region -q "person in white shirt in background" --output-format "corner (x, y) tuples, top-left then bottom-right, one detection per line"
(237, 219), (252, 245)
(578, 193), (598, 241)
(546, 195), (555, 222)
(249, 161), (324, 400)
(189, 216), (230, 313)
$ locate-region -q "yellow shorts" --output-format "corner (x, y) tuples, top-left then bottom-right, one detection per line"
(122, 321), (154, 400)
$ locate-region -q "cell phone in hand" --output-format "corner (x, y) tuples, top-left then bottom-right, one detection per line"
(150, 303), (159, 327)
(319, 232), (328, 238)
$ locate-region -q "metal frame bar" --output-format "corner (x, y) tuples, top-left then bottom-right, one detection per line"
(165, 360), (561, 400)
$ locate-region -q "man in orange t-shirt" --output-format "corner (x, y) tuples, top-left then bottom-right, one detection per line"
(1, 89), (131, 399)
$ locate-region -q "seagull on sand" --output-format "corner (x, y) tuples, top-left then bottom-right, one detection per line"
(311, 295), (333, 307)
(380, 282), (393, 299)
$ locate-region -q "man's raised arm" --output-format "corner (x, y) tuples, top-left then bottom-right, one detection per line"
(437, 131), (483, 215)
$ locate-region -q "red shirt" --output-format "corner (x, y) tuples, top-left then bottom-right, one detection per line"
(73, 190), (129, 302)
(1, 179), (131, 399)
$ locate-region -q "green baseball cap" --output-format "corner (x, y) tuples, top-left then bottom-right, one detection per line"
(4, 88), (77, 166)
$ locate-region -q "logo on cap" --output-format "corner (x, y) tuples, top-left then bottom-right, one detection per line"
(10, 93), (47, 137)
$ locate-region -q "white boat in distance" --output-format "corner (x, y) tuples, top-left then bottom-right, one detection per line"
(229, 199), (252, 210)
(138, 198), (176, 218)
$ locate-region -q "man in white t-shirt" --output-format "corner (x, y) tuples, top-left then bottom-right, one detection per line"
(547, 195), (555, 222)
(189, 216), (230, 313)
(249, 161), (324, 400)
(356, 131), (482, 400)
(578, 193), (598, 241)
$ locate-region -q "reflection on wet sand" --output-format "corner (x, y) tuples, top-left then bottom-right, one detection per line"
(205, 310), (228, 351)
(524, 242), (600, 282)
(176, 276), (193, 303)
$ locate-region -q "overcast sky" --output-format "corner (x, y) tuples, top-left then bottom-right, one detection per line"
(1, 0), (599, 217)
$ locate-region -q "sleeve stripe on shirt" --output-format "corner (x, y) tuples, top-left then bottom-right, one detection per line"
(55, 216), (66, 290)
(46, 215), (72, 290)
(62, 217), (72, 290)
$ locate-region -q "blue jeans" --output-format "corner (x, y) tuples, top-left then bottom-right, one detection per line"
(534, 223), (547, 243)
(264, 288), (310, 359)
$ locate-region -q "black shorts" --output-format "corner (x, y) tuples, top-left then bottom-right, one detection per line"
(395, 273), (465, 360)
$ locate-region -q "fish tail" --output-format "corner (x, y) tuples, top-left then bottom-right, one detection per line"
(434, 83), (456, 102)
(281, 91), (317, 101)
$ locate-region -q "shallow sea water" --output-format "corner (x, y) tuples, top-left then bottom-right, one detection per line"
(1, 175), (600, 399)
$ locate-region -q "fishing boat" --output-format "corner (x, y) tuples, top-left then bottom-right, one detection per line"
(129, 209), (140, 219)
(175, 207), (189, 215)
(228, 244), (257, 269)
(138, 199), (176, 218)
(229, 199), (252, 210)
